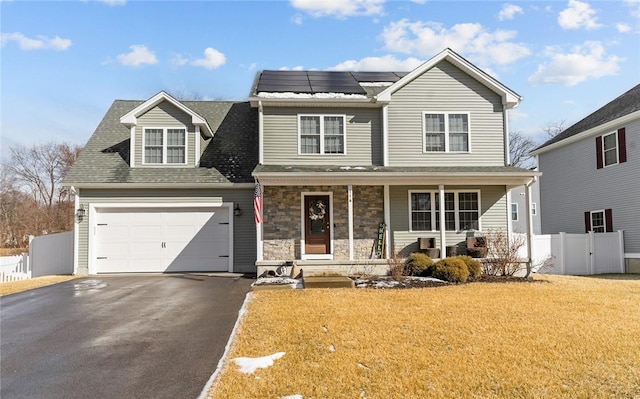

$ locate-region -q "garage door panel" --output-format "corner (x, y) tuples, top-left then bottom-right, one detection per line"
(95, 207), (231, 273)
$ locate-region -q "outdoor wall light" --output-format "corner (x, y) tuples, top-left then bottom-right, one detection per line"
(234, 203), (242, 217)
(76, 204), (86, 223)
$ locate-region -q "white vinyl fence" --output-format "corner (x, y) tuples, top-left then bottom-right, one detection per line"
(29, 231), (74, 277)
(517, 231), (625, 275)
(0, 253), (31, 282)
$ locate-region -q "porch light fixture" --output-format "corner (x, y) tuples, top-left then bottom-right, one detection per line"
(76, 204), (86, 223)
(234, 203), (242, 217)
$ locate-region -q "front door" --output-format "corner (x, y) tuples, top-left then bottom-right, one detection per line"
(304, 195), (331, 255)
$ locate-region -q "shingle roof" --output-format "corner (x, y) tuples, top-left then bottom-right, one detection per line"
(536, 83), (640, 151)
(64, 100), (258, 185)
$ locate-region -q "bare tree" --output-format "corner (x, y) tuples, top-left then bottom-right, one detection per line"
(509, 131), (537, 168)
(1, 142), (82, 247)
(543, 120), (565, 139)
(6, 142), (81, 208)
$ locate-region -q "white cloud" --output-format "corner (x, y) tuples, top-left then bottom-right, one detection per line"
(558, 0), (602, 30)
(624, 0), (640, 18)
(329, 55), (424, 71)
(171, 53), (188, 67)
(616, 23), (631, 33)
(279, 66), (308, 71)
(380, 19), (531, 67)
(498, 4), (524, 21)
(528, 41), (623, 86)
(191, 47), (226, 69)
(1, 32), (72, 51)
(116, 45), (158, 67)
(290, 0), (385, 18)
(292, 14), (304, 25)
(508, 109), (529, 121)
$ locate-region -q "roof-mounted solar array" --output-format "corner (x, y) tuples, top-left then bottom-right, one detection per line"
(256, 71), (408, 94)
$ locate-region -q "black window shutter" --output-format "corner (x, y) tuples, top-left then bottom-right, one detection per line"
(584, 211), (591, 233)
(605, 208), (613, 232)
(595, 136), (603, 169)
(618, 128), (627, 163)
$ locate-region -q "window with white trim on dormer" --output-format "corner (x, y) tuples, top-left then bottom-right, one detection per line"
(423, 112), (470, 153)
(299, 115), (345, 155)
(143, 127), (186, 164)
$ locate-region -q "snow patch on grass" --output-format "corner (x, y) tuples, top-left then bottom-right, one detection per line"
(233, 352), (286, 374)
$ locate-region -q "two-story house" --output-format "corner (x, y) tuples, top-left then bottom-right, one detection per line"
(532, 83), (640, 273)
(64, 48), (539, 275)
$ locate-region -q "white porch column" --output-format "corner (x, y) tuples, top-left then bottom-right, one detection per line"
(384, 184), (390, 259)
(439, 184), (446, 256)
(382, 104), (389, 167)
(256, 183), (263, 262)
(72, 186), (79, 275)
(348, 184), (354, 261)
(525, 181), (534, 274)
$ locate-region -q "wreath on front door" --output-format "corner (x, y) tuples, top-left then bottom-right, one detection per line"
(308, 201), (327, 221)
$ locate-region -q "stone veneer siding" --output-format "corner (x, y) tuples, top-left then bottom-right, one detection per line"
(263, 185), (384, 261)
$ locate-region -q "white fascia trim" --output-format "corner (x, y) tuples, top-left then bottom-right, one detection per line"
(532, 110), (640, 155)
(130, 126), (136, 168)
(195, 126), (201, 166)
(120, 91), (214, 137)
(376, 48), (521, 108)
(249, 96), (377, 108)
(258, 101), (264, 164)
(68, 182), (255, 189)
(624, 253), (640, 258)
(382, 104), (389, 166)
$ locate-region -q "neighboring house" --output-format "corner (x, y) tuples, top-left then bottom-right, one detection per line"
(64, 48), (539, 275)
(509, 170), (541, 235)
(532, 83), (640, 273)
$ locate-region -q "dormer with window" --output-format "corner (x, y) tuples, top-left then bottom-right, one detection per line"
(120, 91), (213, 168)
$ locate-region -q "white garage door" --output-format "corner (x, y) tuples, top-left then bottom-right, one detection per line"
(94, 207), (230, 273)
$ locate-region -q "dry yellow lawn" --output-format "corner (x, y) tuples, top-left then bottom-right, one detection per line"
(0, 275), (78, 296)
(209, 275), (640, 399)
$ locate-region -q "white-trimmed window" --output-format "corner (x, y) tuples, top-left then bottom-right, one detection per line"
(423, 112), (470, 153)
(143, 127), (187, 164)
(299, 115), (346, 155)
(531, 203), (537, 216)
(602, 131), (618, 167)
(410, 191), (479, 231)
(511, 203), (519, 221)
(590, 210), (606, 233)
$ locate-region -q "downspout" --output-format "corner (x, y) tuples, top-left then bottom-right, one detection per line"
(524, 176), (537, 278)
(71, 186), (79, 275)
(503, 104), (510, 166)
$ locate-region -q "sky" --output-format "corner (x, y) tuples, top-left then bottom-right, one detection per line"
(1, 0), (639, 161)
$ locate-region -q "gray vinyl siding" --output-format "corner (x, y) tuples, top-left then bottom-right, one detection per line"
(134, 101), (197, 167)
(76, 188), (256, 274)
(262, 106), (382, 165)
(510, 182), (541, 234)
(387, 61), (505, 167)
(389, 185), (507, 256)
(538, 117), (640, 253)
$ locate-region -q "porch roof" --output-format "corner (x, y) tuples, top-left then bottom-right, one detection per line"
(253, 164), (540, 188)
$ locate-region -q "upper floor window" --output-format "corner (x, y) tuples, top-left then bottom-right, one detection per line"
(299, 115), (345, 155)
(596, 128), (626, 169)
(144, 127), (186, 164)
(410, 191), (479, 231)
(423, 112), (470, 153)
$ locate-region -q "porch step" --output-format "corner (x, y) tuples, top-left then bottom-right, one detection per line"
(303, 275), (355, 289)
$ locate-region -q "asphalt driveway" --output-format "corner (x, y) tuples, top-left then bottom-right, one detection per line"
(1, 274), (253, 399)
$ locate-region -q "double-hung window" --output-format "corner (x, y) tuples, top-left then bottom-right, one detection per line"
(511, 203), (519, 221)
(586, 209), (613, 233)
(143, 127), (187, 164)
(410, 191), (479, 231)
(423, 112), (470, 153)
(596, 128), (627, 169)
(299, 115), (345, 155)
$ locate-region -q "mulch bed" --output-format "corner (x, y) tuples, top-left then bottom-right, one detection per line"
(352, 274), (543, 289)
